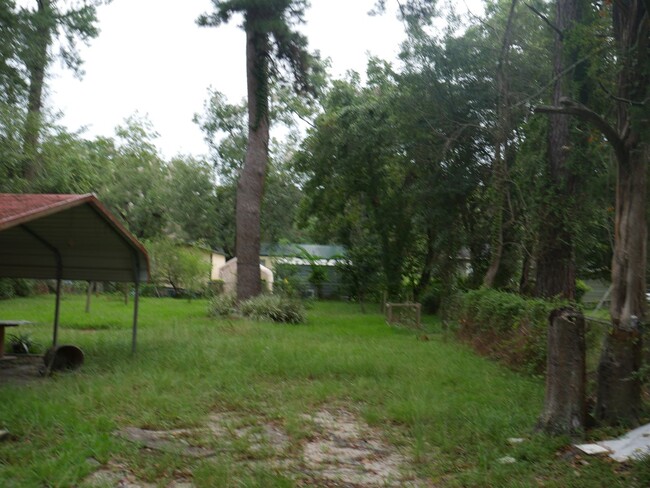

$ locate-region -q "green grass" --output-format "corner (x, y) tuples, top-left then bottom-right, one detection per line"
(0, 295), (641, 487)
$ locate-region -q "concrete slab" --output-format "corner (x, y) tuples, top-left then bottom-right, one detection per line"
(575, 422), (650, 461)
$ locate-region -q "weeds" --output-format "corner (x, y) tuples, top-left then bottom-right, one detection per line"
(0, 295), (642, 487)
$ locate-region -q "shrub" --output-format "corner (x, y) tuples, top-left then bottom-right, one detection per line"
(208, 293), (237, 317)
(575, 279), (591, 303)
(7, 333), (42, 354)
(239, 294), (306, 324)
(206, 280), (225, 297)
(0, 278), (37, 299)
(12, 279), (35, 297)
(453, 288), (564, 375)
(420, 281), (443, 314)
(139, 284), (161, 297)
(0, 279), (15, 299)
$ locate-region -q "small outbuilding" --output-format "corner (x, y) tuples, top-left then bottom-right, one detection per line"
(218, 257), (273, 295)
(0, 193), (149, 352)
(260, 243), (346, 298)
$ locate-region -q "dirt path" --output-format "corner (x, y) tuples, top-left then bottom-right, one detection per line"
(83, 406), (433, 487)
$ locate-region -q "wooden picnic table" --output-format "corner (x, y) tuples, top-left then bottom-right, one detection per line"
(0, 320), (32, 359)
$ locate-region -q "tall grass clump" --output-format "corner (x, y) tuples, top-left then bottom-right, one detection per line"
(239, 294), (306, 324)
(208, 293), (237, 317)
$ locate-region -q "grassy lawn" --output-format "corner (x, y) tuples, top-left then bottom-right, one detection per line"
(0, 295), (641, 487)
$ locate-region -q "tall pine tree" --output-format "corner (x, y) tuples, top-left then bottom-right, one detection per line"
(198, 0), (317, 300)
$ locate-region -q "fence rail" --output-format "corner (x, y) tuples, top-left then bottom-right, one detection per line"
(385, 302), (422, 329)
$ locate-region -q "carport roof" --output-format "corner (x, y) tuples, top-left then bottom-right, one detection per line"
(0, 193), (149, 282)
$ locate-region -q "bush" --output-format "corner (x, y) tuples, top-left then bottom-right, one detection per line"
(0, 279), (15, 299)
(208, 293), (237, 317)
(139, 284), (161, 297)
(575, 279), (591, 303)
(0, 278), (37, 299)
(239, 294), (306, 324)
(7, 333), (42, 354)
(206, 280), (225, 297)
(452, 288), (564, 375)
(420, 281), (443, 314)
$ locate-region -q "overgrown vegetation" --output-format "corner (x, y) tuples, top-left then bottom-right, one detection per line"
(208, 293), (238, 317)
(0, 278), (37, 300)
(6, 332), (41, 354)
(209, 293), (306, 324)
(238, 294), (306, 324)
(453, 288), (564, 375)
(2, 295), (648, 486)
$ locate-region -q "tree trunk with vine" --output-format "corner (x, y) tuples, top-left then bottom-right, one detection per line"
(534, 0), (585, 301)
(483, 0), (518, 289)
(536, 0), (648, 424)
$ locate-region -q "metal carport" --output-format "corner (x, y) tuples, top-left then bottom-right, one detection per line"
(0, 193), (149, 353)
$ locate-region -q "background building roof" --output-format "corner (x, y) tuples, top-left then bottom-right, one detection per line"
(260, 243), (346, 260)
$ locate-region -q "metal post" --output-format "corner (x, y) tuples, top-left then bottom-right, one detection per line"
(132, 279), (140, 354)
(53, 278), (62, 346)
(85, 281), (92, 313)
(20, 225), (63, 348)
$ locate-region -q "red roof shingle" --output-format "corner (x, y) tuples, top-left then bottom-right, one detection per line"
(0, 193), (92, 230)
(0, 193), (149, 282)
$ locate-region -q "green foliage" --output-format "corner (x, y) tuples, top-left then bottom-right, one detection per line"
(295, 73), (414, 297)
(238, 294), (306, 324)
(295, 245), (327, 298)
(6, 332), (41, 354)
(454, 288), (563, 375)
(420, 281), (443, 314)
(209, 291), (307, 323)
(575, 279), (591, 303)
(335, 233), (384, 303)
(194, 89), (309, 252)
(273, 262), (306, 298)
(145, 238), (211, 295)
(197, 0), (318, 100)
(0, 278), (35, 299)
(206, 280), (225, 297)
(138, 283), (161, 298)
(208, 293), (238, 317)
(0, 278), (16, 299)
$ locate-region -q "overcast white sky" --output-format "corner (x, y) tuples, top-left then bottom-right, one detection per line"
(47, 0), (415, 159)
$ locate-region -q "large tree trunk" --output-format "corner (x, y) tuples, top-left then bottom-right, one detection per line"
(537, 308), (586, 435)
(236, 25), (270, 301)
(596, 147), (646, 423)
(534, 0), (582, 300)
(534, 0), (648, 424)
(22, 0), (51, 182)
(596, 0), (649, 424)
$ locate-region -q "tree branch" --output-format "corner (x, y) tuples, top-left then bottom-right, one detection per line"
(512, 44), (607, 109)
(535, 97), (627, 163)
(599, 81), (648, 106)
(524, 2), (563, 38)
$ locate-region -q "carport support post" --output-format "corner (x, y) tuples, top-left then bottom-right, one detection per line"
(53, 278), (62, 346)
(132, 279), (140, 354)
